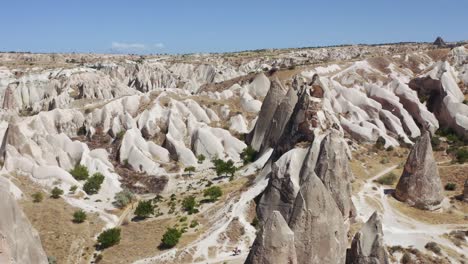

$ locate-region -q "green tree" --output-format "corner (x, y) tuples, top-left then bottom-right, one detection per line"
(70, 164), (89, 181)
(204, 186), (223, 202)
(134, 200), (154, 219)
(197, 154), (206, 164)
(182, 196), (198, 214)
(51, 187), (64, 199)
(83, 173), (105, 195)
(212, 159), (237, 177)
(240, 146), (257, 165)
(113, 189), (135, 208)
(73, 210), (87, 223)
(97, 228), (121, 249)
(32, 192), (44, 203)
(69, 185), (78, 194)
(184, 166), (196, 176)
(160, 228), (182, 248)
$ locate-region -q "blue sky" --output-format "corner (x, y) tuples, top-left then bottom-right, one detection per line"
(1, 0), (467, 54)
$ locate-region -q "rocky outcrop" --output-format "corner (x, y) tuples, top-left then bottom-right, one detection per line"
(289, 172), (347, 264)
(256, 148), (308, 222)
(248, 77), (287, 151)
(2, 83), (17, 110)
(245, 211), (297, 264)
(346, 212), (389, 264)
(0, 178), (48, 264)
(314, 129), (355, 219)
(260, 86), (298, 152)
(433, 37), (446, 48)
(395, 131), (444, 210)
(409, 63), (468, 139)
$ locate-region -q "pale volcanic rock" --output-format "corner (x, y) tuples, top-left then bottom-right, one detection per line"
(346, 212), (389, 264)
(314, 129), (355, 219)
(248, 72), (271, 98)
(245, 211), (298, 264)
(248, 77), (287, 151)
(395, 131), (444, 210)
(289, 171), (347, 264)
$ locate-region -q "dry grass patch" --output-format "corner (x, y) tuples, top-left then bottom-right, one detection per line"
(13, 175), (104, 264)
(388, 197), (466, 225)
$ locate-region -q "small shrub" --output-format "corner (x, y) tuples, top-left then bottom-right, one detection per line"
(116, 130), (126, 140)
(95, 254), (103, 263)
(380, 157), (389, 164)
(182, 196), (198, 214)
(204, 186), (223, 202)
(113, 189), (135, 208)
(425, 241), (441, 255)
(97, 228), (121, 249)
(184, 166), (196, 176)
(70, 164), (89, 181)
(251, 217), (259, 229)
(375, 136), (386, 150)
(160, 228), (182, 248)
(240, 146), (257, 165)
(444, 183), (456, 191)
(189, 220), (199, 228)
(455, 148), (468, 163)
(386, 146), (394, 151)
(73, 210), (87, 223)
(179, 216), (187, 222)
(69, 185), (78, 194)
(47, 256), (57, 264)
(374, 173), (397, 185)
(51, 187), (64, 199)
(134, 200), (154, 219)
(32, 192), (44, 203)
(83, 173), (105, 195)
(197, 154), (206, 164)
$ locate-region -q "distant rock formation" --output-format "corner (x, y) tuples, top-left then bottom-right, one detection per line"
(315, 129), (355, 219)
(395, 131), (444, 210)
(289, 172), (347, 264)
(346, 212), (389, 264)
(433, 37), (446, 48)
(245, 211), (297, 264)
(0, 178), (48, 264)
(409, 62), (468, 139)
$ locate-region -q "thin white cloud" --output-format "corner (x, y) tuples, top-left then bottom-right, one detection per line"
(112, 42), (146, 50)
(111, 42), (165, 53)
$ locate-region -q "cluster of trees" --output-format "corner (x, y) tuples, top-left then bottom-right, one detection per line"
(69, 164), (106, 195)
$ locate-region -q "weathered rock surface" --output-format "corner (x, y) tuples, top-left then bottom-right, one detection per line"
(289, 171), (347, 264)
(245, 211), (297, 264)
(256, 148), (308, 222)
(395, 131), (444, 210)
(0, 178), (48, 264)
(346, 212), (389, 264)
(248, 77), (287, 151)
(315, 129), (355, 219)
